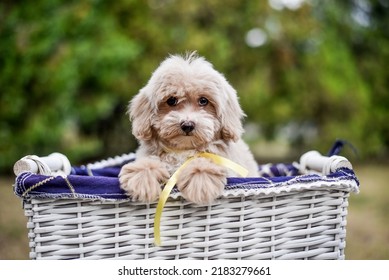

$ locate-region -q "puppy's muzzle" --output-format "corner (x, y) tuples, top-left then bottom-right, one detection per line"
(180, 121), (195, 134)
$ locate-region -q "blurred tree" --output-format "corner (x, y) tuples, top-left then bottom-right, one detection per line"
(0, 0), (388, 173)
(0, 0), (142, 170)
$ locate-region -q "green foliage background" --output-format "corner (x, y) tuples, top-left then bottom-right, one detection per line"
(1, 0), (388, 172)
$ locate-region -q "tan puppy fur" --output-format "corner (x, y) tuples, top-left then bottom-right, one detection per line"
(119, 52), (258, 204)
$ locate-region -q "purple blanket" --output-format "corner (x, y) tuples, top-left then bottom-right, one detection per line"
(14, 159), (359, 201)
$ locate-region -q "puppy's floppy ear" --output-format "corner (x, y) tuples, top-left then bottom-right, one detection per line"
(128, 87), (154, 141)
(219, 81), (245, 142)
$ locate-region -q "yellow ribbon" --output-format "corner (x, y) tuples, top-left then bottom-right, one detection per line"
(154, 152), (249, 246)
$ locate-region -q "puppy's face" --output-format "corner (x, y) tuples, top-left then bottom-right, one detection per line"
(129, 53), (245, 151)
(154, 80), (220, 150)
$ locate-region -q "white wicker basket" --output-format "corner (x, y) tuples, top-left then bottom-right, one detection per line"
(15, 151), (359, 260)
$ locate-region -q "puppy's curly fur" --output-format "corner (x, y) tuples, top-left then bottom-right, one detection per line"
(119, 53), (258, 204)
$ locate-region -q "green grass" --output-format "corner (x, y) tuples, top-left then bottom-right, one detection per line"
(344, 164), (389, 259)
(0, 177), (29, 259)
(0, 163), (388, 259)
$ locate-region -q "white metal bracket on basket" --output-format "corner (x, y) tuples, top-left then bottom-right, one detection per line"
(299, 150), (353, 175)
(13, 153), (71, 176)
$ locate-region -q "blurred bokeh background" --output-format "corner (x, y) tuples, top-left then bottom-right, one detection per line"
(0, 0), (388, 259)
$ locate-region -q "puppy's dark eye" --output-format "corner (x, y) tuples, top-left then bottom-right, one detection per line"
(166, 96), (178, 106)
(198, 97), (209, 106)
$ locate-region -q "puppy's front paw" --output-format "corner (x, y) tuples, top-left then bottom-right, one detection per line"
(177, 157), (227, 204)
(119, 158), (169, 203)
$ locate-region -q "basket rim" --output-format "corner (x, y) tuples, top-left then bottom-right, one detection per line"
(14, 166), (359, 202)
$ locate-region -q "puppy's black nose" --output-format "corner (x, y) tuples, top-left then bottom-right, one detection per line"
(180, 121), (195, 134)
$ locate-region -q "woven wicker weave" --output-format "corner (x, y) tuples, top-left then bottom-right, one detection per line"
(23, 187), (351, 260)
(15, 151), (359, 260)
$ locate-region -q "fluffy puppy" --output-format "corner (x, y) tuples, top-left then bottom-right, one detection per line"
(119, 52), (258, 204)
